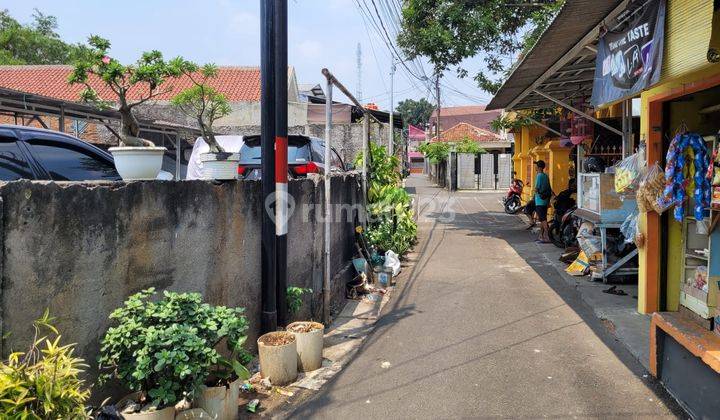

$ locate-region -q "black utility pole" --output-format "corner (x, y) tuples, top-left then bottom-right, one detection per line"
(274, 0), (288, 327)
(260, 0), (277, 333)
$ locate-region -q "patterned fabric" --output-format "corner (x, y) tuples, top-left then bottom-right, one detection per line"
(660, 133), (711, 222)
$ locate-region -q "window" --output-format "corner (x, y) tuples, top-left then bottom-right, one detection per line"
(0, 140), (32, 180)
(29, 141), (119, 181)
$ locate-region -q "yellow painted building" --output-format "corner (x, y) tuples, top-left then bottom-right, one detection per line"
(636, 0), (718, 314)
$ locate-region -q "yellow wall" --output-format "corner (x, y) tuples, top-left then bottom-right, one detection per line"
(635, 0), (718, 314)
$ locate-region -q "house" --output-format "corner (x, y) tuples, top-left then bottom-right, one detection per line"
(430, 122), (511, 152)
(0, 65), (307, 144)
(429, 105), (502, 134)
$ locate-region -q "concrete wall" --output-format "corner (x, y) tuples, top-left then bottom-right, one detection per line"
(0, 175), (360, 399)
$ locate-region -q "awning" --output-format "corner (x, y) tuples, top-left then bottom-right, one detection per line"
(487, 0), (628, 111)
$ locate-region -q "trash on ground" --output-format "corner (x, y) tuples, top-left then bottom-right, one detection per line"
(275, 387), (294, 397)
(380, 361), (391, 369)
(602, 285), (628, 296)
(246, 399), (260, 413)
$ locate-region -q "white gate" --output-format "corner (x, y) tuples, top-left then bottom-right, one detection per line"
(480, 154), (495, 189)
(497, 154), (512, 189)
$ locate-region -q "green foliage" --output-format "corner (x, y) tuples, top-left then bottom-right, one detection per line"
(355, 142), (417, 254)
(98, 288), (249, 409)
(68, 36), (194, 144)
(0, 310), (90, 419)
(396, 98), (434, 128)
(418, 141), (450, 163)
(0, 9), (90, 65)
(455, 138), (485, 154)
(398, 0), (564, 93)
(287, 287), (312, 316)
(171, 63), (232, 154)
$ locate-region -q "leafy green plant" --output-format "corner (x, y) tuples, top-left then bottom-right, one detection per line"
(418, 141), (450, 163)
(0, 310), (90, 419)
(98, 288), (249, 409)
(68, 36), (193, 147)
(171, 63), (232, 155)
(355, 142), (418, 254)
(454, 138), (485, 154)
(287, 287), (312, 316)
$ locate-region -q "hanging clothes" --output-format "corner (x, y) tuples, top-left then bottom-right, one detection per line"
(660, 132), (711, 222)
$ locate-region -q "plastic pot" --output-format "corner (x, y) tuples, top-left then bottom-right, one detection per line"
(195, 376), (241, 420)
(109, 146), (167, 181)
(199, 152), (240, 180)
(286, 321), (324, 372)
(258, 331), (298, 385)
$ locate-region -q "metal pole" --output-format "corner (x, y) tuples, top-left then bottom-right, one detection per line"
(389, 61), (396, 155)
(175, 134), (181, 180)
(260, 0), (277, 334)
(323, 79), (333, 324)
(274, 0), (288, 327)
(59, 105), (65, 132)
(362, 115), (369, 229)
(435, 74), (441, 141)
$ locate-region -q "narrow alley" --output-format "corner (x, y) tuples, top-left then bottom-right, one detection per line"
(290, 174), (684, 419)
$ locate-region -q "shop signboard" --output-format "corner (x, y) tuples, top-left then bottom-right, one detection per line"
(590, 0), (666, 107)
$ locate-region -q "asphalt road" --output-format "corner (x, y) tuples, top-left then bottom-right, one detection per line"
(289, 175), (684, 419)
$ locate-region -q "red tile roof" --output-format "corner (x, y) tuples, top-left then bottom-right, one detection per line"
(430, 122), (502, 143)
(0, 65), (262, 102)
(430, 105), (501, 132)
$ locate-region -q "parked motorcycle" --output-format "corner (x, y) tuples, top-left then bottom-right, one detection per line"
(504, 178), (524, 214)
(549, 183), (578, 248)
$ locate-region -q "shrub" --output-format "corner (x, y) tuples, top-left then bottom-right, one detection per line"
(355, 142), (417, 254)
(287, 287), (312, 316)
(98, 289), (249, 408)
(418, 141), (450, 163)
(454, 138), (485, 154)
(0, 310), (90, 419)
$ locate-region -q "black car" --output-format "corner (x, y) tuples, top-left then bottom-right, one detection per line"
(0, 125), (121, 181)
(237, 135), (350, 180)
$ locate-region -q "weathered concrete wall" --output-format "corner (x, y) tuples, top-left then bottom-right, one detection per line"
(0, 175), (360, 399)
(457, 153), (476, 190)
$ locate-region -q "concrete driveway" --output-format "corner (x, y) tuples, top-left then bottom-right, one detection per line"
(289, 175), (684, 419)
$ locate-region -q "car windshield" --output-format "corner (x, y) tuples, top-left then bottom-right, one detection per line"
(239, 140), (312, 164)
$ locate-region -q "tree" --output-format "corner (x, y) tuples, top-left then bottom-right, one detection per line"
(0, 8), (89, 65)
(397, 0), (563, 94)
(68, 36), (194, 146)
(171, 63), (233, 154)
(396, 98), (434, 128)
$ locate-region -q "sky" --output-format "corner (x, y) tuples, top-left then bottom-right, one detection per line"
(3, 0), (494, 111)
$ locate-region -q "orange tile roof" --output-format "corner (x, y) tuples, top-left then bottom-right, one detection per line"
(0, 65), (261, 102)
(430, 122), (502, 143)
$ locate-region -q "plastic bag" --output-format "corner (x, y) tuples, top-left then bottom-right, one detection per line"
(576, 221), (602, 257)
(383, 250), (401, 277)
(620, 210), (639, 244)
(614, 151), (645, 194)
(636, 163), (664, 213)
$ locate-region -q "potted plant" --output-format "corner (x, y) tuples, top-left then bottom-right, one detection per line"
(0, 310), (90, 419)
(257, 331), (297, 386)
(195, 334), (252, 420)
(171, 63), (237, 180)
(98, 288), (250, 420)
(284, 287), (323, 372)
(69, 36), (193, 180)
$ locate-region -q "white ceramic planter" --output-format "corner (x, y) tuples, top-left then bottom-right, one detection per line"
(109, 146), (167, 181)
(286, 322), (324, 372)
(199, 153), (240, 180)
(258, 331), (298, 386)
(195, 377), (241, 420)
